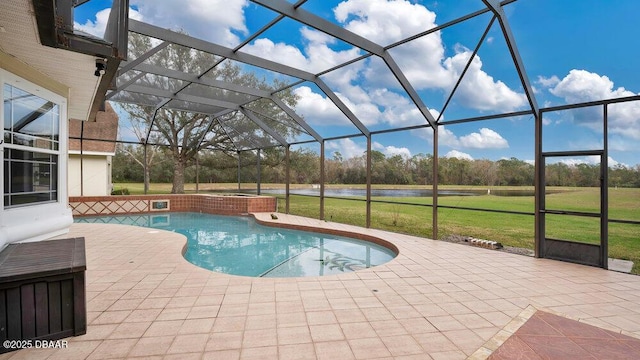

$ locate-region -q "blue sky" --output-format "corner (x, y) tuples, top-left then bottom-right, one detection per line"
(75, 0), (640, 167)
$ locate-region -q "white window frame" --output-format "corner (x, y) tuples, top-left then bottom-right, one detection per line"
(1, 69), (68, 209)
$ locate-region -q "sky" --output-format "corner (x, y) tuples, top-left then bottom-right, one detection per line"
(74, 0), (640, 167)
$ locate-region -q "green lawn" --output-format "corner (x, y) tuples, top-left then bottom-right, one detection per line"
(271, 187), (640, 274)
(113, 183), (640, 274)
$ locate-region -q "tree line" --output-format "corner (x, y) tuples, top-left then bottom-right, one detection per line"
(112, 145), (640, 188)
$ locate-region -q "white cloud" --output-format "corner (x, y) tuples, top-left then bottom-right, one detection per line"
(292, 86), (349, 126)
(438, 126), (460, 147)
(78, 1), (249, 46)
(386, 145), (412, 158)
(548, 69), (640, 139)
(443, 48), (528, 112)
(373, 143), (412, 158)
(325, 138), (366, 159)
(245, 38), (311, 70)
(75, 8), (144, 37)
(327, 140), (411, 160)
(608, 157), (626, 168)
(550, 70), (633, 103)
(74, 8), (109, 37)
(556, 158), (590, 166)
(548, 155), (625, 168)
(300, 27), (335, 45)
(537, 75), (560, 88)
(554, 155), (606, 167)
(337, 94), (382, 127)
(243, 27), (362, 73)
(294, 84), (427, 128)
(335, 0), (526, 110)
(410, 127), (432, 142)
(335, 0), (437, 46)
(445, 150), (473, 161)
(411, 124), (452, 144)
(459, 128), (509, 149)
(609, 102), (640, 140)
(130, 0), (249, 47)
(369, 88), (425, 126)
(411, 125), (508, 150)
(609, 135), (640, 152)
(335, 0), (526, 114)
(338, 0), (452, 89)
(244, 0), (528, 129)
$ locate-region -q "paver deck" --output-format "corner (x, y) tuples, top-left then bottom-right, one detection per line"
(487, 309), (640, 359)
(2, 212), (640, 359)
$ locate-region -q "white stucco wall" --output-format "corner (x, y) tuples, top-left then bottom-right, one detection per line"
(68, 154), (113, 196)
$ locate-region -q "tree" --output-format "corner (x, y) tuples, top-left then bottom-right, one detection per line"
(117, 143), (166, 192)
(290, 148), (320, 183)
(438, 157), (472, 185)
(497, 157), (534, 186)
(471, 159), (498, 186)
(112, 144), (143, 183)
(325, 152), (345, 184)
(117, 33), (299, 193)
(370, 150), (387, 184)
(410, 153), (433, 185)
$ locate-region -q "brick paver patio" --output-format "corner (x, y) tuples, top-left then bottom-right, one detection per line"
(2, 212), (640, 359)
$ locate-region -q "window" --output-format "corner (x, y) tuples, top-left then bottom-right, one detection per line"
(2, 76), (63, 208)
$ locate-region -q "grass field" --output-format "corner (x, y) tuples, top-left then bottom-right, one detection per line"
(113, 182), (640, 274)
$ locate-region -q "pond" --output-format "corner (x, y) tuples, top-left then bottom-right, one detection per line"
(208, 188), (562, 197)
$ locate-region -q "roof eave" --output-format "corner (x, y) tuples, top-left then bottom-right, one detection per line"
(31, 0), (129, 121)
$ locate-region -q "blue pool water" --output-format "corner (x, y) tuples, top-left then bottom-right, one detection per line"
(75, 212), (396, 277)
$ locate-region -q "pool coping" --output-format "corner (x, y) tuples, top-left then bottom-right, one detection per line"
(250, 213), (400, 257)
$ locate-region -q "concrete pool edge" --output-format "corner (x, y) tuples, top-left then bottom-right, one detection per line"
(249, 212), (400, 257)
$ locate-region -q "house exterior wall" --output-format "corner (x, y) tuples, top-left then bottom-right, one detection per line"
(68, 154), (113, 196)
(0, 53), (73, 250)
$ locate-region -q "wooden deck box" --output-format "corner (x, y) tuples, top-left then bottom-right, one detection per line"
(0, 238), (86, 353)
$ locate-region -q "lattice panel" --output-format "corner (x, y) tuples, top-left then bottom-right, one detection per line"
(70, 194), (277, 217)
(70, 200), (149, 216)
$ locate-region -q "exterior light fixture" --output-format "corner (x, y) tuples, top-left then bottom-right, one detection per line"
(94, 58), (107, 77)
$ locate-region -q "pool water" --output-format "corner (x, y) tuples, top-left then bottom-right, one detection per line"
(75, 212), (396, 277)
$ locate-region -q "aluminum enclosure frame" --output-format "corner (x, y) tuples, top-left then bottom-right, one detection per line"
(84, 0), (640, 270)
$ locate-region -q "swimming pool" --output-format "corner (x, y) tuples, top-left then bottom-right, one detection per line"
(75, 212), (396, 277)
